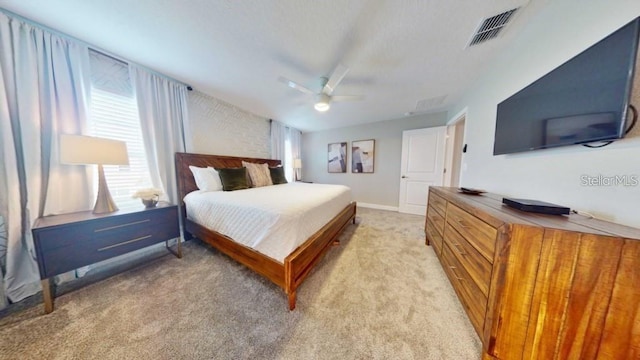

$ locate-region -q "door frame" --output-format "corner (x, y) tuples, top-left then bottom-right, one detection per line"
(443, 107), (467, 187)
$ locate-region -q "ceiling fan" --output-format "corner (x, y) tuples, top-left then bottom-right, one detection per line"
(278, 63), (364, 112)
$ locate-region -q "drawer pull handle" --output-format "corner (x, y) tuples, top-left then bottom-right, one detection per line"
(98, 235), (152, 251)
(95, 219), (150, 232)
(449, 266), (464, 281)
(453, 243), (467, 255)
(457, 219), (469, 229)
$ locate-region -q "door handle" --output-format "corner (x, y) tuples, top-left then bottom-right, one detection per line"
(401, 175), (408, 179)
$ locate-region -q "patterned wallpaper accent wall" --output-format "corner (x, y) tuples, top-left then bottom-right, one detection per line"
(187, 90), (271, 158)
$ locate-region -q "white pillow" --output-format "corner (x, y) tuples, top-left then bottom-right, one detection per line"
(188, 165), (223, 192)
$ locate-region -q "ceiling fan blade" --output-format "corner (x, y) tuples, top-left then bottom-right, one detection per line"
(323, 63), (349, 95)
(277, 76), (314, 95)
(331, 95), (365, 102)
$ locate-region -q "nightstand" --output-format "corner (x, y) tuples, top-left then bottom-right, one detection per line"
(31, 203), (180, 313)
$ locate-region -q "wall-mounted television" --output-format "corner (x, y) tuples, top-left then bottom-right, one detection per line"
(493, 17), (640, 155)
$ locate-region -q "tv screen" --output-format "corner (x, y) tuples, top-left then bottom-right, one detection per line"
(493, 17), (640, 155)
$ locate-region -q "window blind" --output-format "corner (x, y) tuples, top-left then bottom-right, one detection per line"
(88, 51), (152, 210)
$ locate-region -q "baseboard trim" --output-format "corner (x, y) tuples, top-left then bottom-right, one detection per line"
(357, 202), (399, 212)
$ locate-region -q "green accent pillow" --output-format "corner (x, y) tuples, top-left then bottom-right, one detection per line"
(216, 167), (249, 191)
(269, 167), (288, 185)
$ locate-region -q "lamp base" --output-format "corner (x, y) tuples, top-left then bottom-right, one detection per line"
(93, 164), (119, 214)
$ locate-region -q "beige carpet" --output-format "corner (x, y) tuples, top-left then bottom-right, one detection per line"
(0, 208), (481, 359)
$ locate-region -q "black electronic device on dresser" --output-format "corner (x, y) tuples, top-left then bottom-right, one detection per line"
(31, 203), (181, 313)
(502, 197), (571, 215)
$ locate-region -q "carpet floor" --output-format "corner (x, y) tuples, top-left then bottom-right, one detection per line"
(0, 208), (481, 359)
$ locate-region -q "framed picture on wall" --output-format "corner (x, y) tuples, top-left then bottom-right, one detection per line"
(352, 139), (375, 173)
(328, 142), (347, 173)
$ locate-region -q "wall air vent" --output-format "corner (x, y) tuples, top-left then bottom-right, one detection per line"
(469, 8), (519, 46)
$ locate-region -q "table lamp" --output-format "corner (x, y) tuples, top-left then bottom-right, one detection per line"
(293, 158), (302, 181)
(60, 134), (129, 214)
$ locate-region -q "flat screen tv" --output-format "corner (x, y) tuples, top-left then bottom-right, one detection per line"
(493, 17), (640, 155)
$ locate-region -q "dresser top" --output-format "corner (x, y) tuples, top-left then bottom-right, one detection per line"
(430, 187), (640, 240)
(33, 202), (177, 229)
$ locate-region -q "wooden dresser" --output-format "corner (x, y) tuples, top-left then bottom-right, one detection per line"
(425, 187), (640, 360)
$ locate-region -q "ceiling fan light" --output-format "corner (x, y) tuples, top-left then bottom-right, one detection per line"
(314, 102), (330, 112)
(314, 94), (330, 112)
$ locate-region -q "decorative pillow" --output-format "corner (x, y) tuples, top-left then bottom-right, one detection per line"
(216, 167), (250, 191)
(269, 166), (288, 185)
(242, 161), (273, 187)
(189, 166), (223, 192)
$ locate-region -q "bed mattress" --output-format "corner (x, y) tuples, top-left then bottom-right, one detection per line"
(183, 182), (352, 263)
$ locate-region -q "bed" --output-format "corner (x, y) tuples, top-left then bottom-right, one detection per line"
(175, 152), (357, 310)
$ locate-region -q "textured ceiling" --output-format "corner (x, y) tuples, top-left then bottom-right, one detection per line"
(0, 0), (538, 132)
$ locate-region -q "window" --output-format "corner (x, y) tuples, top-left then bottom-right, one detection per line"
(88, 51), (152, 210)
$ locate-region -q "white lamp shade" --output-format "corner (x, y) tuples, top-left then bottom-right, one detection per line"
(60, 134), (129, 165)
(293, 159), (302, 169)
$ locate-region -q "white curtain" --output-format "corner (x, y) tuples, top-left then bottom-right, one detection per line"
(129, 65), (191, 204)
(0, 12), (93, 306)
(270, 120), (302, 182)
(289, 128), (302, 180)
(270, 120), (286, 162)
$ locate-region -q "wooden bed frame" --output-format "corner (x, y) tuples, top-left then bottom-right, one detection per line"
(175, 152), (356, 310)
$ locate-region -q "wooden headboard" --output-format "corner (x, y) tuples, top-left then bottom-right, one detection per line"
(174, 152), (281, 213)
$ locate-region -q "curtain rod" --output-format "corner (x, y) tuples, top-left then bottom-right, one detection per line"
(0, 7), (193, 90)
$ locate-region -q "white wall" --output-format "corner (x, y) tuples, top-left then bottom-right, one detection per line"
(302, 113), (448, 209)
(188, 90), (270, 158)
(450, 0), (640, 228)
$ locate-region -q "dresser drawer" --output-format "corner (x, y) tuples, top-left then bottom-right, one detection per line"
(446, 203), (496, 263)
(428, 191), (447, 217)
(35, 206), (179, 278)
(426, 219), (443, 257)
(442, 241), (487, 336)
(426, 206), (445, 236)
(443, 223), (492, 297)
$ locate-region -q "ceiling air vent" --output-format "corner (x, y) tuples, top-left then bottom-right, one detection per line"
(416, 95), (447, 111)
(469, 8), (519, 46)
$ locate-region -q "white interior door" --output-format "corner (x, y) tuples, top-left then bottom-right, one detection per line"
(399, 127), (446, 215)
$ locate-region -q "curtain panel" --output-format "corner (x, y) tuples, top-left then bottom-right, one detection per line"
(270, 120), (287, 162)
(129, 65), (191, 204)
(289, 128), (302, 180)
(270, 120), (302, 182)
(0, 12), (93, 305)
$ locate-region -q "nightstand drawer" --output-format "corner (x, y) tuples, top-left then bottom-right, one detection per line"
(33, 205), (179, 279)
(36, 206), (177, 252)
(40, 223), (177, 278)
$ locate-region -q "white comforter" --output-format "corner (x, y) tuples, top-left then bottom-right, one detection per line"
(183, 182), (352, 263)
